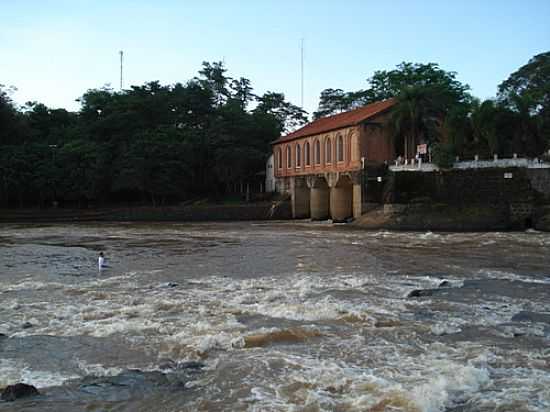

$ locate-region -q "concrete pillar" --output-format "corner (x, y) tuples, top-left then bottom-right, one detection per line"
(310, 185), (329, 220)
(330, 185), (352, 222)
(352, 183), (362, 219)
(291, 177), (310, 218)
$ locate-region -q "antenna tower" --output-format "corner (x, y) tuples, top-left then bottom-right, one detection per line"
(300, 38), (304, 109)
(119, 50), (124, 90)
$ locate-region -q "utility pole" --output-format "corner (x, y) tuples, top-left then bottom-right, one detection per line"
(300, 38), (304, 109)
(119, 50), (124, 90)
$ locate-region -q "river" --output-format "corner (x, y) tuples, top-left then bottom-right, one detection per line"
(0, 222), (549, 411)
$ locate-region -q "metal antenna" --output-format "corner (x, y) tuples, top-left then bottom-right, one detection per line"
(300, 38), (304, 109)
(119, 50), (124, 90)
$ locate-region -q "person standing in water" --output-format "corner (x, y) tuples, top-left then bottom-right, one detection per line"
(98, 252), (105, 271)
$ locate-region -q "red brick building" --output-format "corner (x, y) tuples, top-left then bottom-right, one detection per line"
(272, 99), (395, 221)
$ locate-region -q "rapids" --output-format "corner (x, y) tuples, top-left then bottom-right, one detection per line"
(0, 222), (549, 411)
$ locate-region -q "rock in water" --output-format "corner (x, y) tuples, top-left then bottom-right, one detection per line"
(407, 289), (434, 298)
(178, 361), (205, 370)
(160, 282), (178, 289)
(512, 311), (550, 324)
(1, 383), (40, 401)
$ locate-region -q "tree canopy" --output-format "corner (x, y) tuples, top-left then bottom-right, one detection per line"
(314, 55), (549, 162)
(0, 61), (305, 208)
(498, 51), (550, 116)
(2, 53), (549, 208)
(313, 62), (471, 120)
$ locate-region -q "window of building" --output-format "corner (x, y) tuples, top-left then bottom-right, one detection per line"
(325, 137), (332, 163)
(337, 135), (344, 162)
(305, 142), (311, 165)
(315, 140), (321, 164)
(296, 144), (301, 167)
(286, 146), (291, 168)
(277, 148), (282, 169)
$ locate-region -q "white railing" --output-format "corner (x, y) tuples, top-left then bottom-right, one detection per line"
(390, 162), (437, 172)
(390, 157), (550, 172)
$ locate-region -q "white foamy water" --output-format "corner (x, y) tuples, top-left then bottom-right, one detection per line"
(0, 359), (79, 389)
(0, 223), (549, 411)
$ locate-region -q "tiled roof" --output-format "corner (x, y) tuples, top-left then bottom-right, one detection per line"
(273, 98), (395, 144)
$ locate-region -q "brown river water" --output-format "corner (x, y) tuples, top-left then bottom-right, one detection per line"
(0, 222), (549, 411)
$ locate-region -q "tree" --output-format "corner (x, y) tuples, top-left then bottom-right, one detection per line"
(254, 92), (308, 133)
(313, 62), (472, 139)
(56, 140), (101, 206)
(470, 100), (500, 157)
(197, 61), (231, 107)
(0, 85), (26, 145)
(313, 88), (376, 119)
(229, 77), (255, 110)
(0, 61), (306, 207)
(498, 51), (550, 116)
(23, 102), (77, 145)
(498, 52), (550, 155)
(313, 89), (348, 119)
(387, 85), (446, 159)
(113, 129), (190, 206)
(442, 105), (471, 157)
(432, 143), (456, 169)
(368, 62), (472, 105)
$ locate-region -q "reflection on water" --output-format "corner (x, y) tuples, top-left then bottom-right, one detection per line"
(0, 222), (549, 411)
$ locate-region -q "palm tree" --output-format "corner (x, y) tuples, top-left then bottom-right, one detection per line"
(387, 86), (445, 160)
(442, 105), (470, 157)
(470, 99), (498, 157)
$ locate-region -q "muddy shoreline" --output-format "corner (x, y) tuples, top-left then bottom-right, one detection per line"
(1, 201), (549, 232)
(353, 203), (550, 232)
(0, 202), (291, 223)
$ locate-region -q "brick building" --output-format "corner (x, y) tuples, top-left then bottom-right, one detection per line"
(272, 99), (395, 221)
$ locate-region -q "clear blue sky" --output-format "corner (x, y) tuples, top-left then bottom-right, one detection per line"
(1, 0), (549, 116)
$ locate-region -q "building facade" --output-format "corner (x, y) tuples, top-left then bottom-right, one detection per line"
(272, 99), (395, 221)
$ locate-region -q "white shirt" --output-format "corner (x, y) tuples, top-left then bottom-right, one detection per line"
(98, 256), (105, 270)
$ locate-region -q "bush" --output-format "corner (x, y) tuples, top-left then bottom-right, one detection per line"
(432, 143), (456, 169)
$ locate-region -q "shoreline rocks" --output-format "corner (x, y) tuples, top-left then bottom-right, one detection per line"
(407, 289), (436, 298)
(1, 383), (40, 402)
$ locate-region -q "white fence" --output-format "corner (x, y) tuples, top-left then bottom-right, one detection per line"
(390, 157), (550, 172)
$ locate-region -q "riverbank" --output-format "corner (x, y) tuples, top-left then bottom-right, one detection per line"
(0, 202), (292, 223)
(2, 201), (549, 232)
(353, 203), (550, 232)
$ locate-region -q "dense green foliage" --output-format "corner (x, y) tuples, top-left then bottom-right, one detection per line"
(1, 54), (549, 208)
(315, 55), (550, 160)
(313, 62), (472, 119)
(0, 62), (307, 208)
(431, 143), (456, 169)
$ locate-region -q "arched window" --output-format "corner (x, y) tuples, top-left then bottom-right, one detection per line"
(277, 148), (282, 169)
(315, 140), (321, 164)
(325, 137), (332, 163)
(337, 135), (344, 162)
(286, 146), (292, 168)
(305, 142), (311, 165)
(295, 144), (301, 167)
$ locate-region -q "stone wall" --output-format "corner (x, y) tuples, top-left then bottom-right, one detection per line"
(390, 168), (542, 205)
(527, 169), (550, 200)
(379, 167), (550, 230)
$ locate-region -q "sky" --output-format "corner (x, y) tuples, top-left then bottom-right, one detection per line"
(1, 0), (549, 116)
